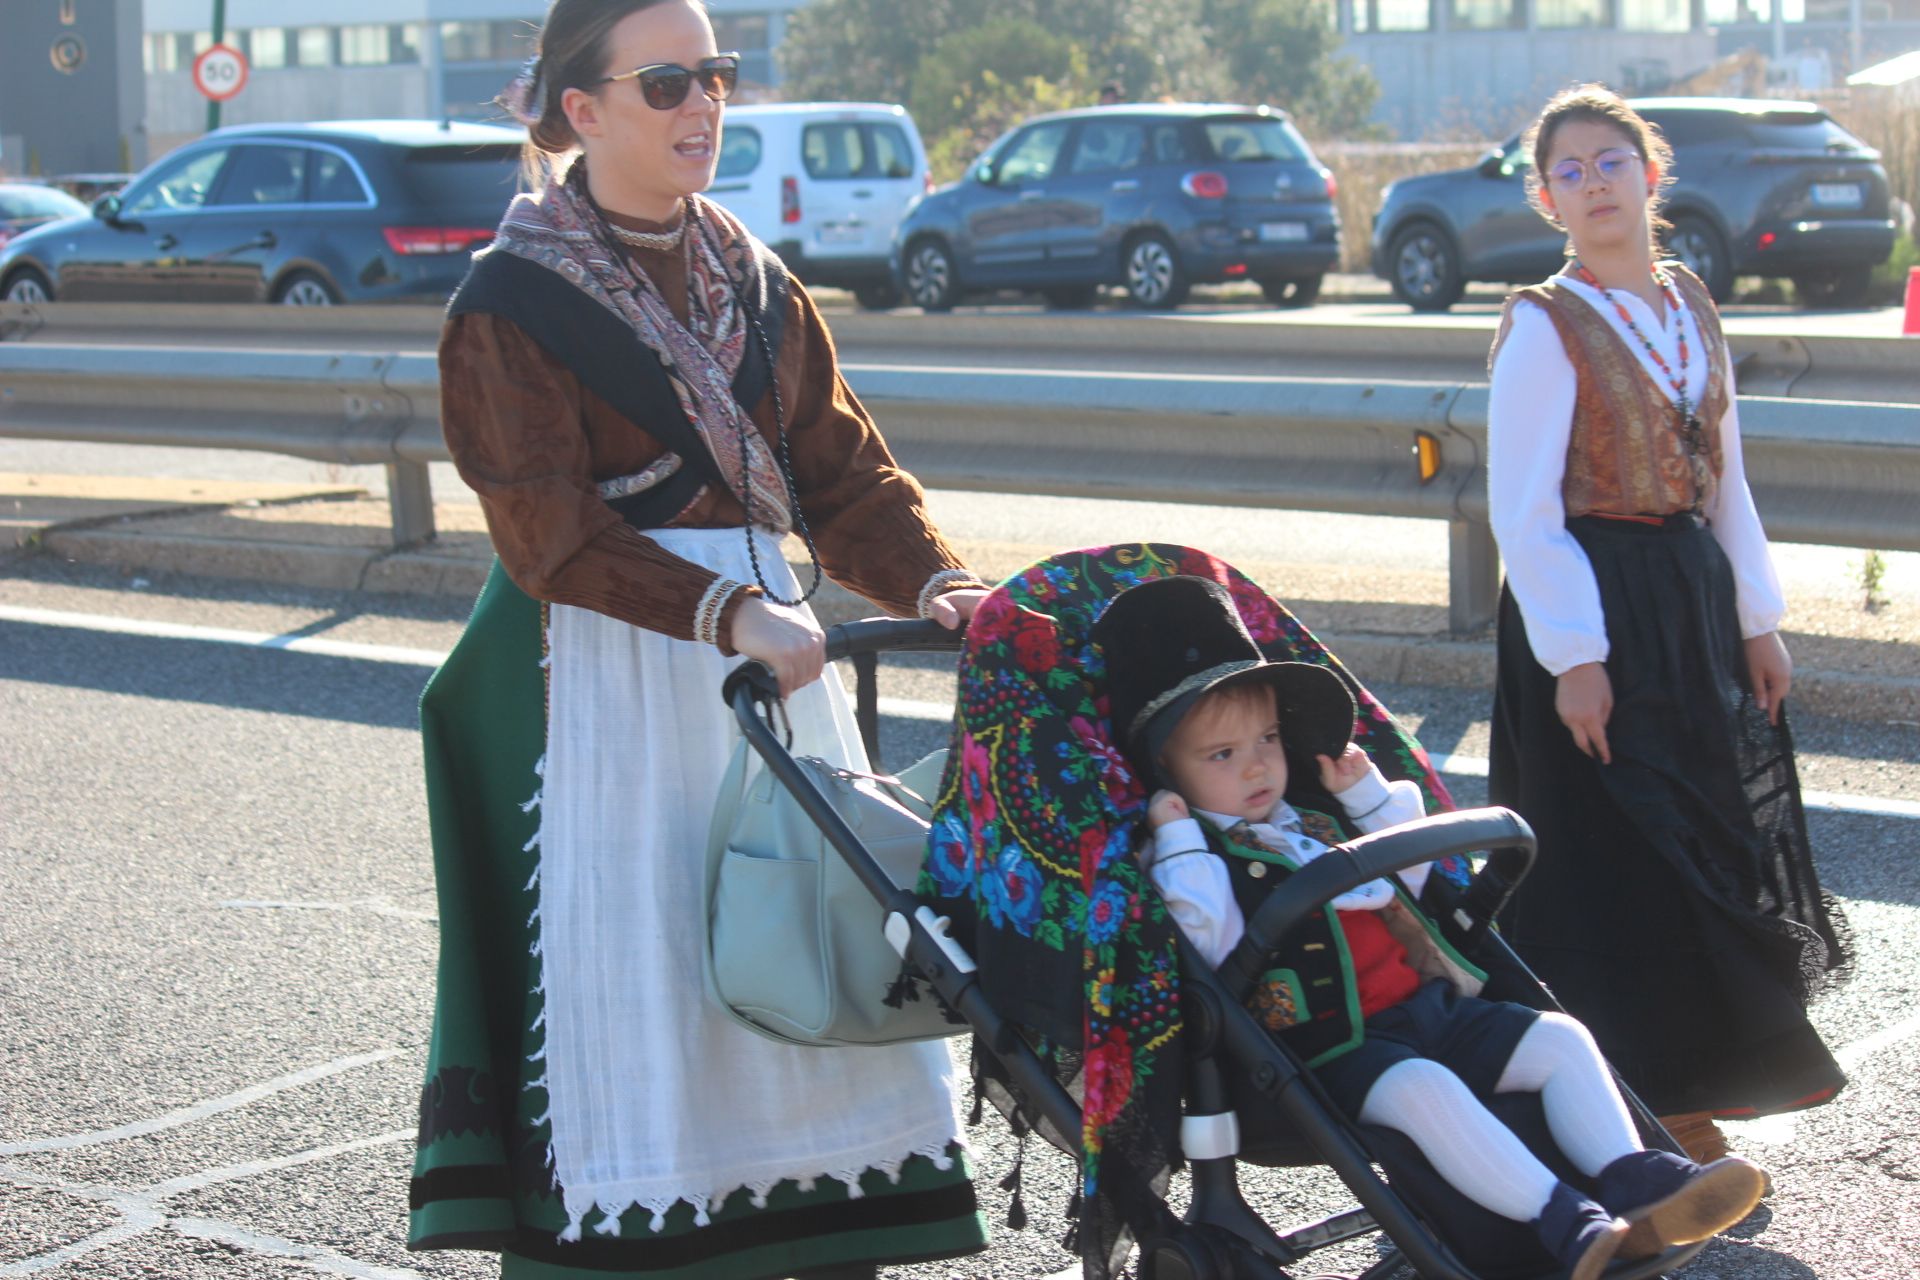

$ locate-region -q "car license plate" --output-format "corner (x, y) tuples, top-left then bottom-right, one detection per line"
(817, 223), (866, 245)
(1260, 221), (1308, 242)
(1811, 183), (1861, 208)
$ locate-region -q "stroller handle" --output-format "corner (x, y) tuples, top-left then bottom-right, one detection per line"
(1219, 807), (1537, 1003)
(721, 618), (967, 710)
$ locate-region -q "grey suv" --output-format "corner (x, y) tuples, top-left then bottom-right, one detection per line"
(893, 103), (1339, 310)
(1371, 97), (1895, 310)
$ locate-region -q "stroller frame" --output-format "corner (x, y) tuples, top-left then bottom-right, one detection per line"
(723, 618), (1711, 1280)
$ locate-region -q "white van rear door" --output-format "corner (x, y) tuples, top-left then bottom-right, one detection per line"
(798, 118), (873, 260)
(860, 119), (924, 252)
(705, 119), (776, 242)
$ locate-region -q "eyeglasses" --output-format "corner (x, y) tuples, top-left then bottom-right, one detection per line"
(597, 53), (740, 110)
(1546, 148), (1641, 190)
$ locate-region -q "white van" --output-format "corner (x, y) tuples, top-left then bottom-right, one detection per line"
(707, 103), (929, 309)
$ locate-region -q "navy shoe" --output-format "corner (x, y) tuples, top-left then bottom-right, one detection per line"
(1533, 1181), (1630, 1280)
(1596, 1150), (1768, 1259)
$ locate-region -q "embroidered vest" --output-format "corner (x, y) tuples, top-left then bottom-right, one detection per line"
(1206, 809), (1485, 1068)
(1492, 265), (1730, 519)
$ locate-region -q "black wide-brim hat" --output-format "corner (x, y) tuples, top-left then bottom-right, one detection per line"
(1091, 575), (1355, 785)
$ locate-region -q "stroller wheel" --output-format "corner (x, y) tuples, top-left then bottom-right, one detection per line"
(1138, 1233), (1222, 1280)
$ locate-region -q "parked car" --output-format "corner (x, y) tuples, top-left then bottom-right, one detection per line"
(706, 103), (930, 309)
(0, 120), (523, 305)
(894, 103), (1339, 311)
(0, 183), (87, 253)
(1371, 97), (1896, 311)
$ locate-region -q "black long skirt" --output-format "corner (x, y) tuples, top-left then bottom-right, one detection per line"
(1490, 513), (1849, 1117)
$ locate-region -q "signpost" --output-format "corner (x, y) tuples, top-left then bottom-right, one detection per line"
(198, 0), (239, 132)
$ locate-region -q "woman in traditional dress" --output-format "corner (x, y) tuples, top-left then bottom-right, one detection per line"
(406, 2), (991, 1276)
(1486, 85), (1849, 1165)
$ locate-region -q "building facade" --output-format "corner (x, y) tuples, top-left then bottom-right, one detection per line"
(0, 0), (146, 178)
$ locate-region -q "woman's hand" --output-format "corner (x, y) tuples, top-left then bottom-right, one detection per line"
(1745, 631), (1792, 725)
(1146, 789), (1190, 832)
(928, 588), (989, 630)
(727, 596), (825, 699)
(1317, 745), (1371, 793)
(1555, 661), (1614, 765)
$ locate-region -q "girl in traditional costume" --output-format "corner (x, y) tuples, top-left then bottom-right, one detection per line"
(407, 2), (990, 1276)
(1486, 85), (1849, 1165)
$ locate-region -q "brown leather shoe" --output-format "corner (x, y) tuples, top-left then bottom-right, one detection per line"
(1570, 1217), (1631, 1280)
(1656, 1110), (1730, 1163)
(1618, 1156), (1769, 1259)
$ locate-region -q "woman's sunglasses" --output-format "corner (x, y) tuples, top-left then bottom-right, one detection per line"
(597, 53), (740, 110)
(1546, 148), (1641, 190)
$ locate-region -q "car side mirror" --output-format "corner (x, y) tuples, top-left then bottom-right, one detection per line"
(973, 159), (996, 185)
(1478, 153), (1506, 178)
(92, 194), (123, 224)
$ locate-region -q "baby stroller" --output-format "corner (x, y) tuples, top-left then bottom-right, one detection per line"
(721, 544), (1715, 1280)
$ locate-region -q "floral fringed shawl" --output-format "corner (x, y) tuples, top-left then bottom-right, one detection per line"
(922, 543), (1466, 1278)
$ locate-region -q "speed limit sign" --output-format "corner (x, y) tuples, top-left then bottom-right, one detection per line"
(192, 43), (249, 102)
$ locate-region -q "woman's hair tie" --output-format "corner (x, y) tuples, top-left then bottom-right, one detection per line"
(498, 53), (543, 128)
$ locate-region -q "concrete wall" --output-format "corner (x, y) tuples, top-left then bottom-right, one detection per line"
(0, 0), (146, 177)
(1348, 29), (1720, 137)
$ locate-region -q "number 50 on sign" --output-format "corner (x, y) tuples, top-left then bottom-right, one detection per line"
(193, 44), (249, 102)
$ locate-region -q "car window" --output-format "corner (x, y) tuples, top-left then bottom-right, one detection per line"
(310, 151), (371, 204)
(867, 123), (915, 179)
(1639, 111), (1739, 148)
(1147, 124), (1191, 165)
(1741, 110), (1868, 153)
(394, 144), (523, 215)
(215, 146), (309, 206)
(0, 187), (86, 220)
(1068, 121), (1146, 175)
(716, 125), (761, 179)
(1202, 117), (1307, 163)
(995, 122), (1070, 185)
(123, 148), (231, 215)
(803, 122), (868, 180)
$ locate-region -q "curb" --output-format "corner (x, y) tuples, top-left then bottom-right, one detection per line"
(26, 523), (1916, 724)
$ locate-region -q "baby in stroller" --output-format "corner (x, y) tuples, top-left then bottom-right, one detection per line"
(1094, 574), (1766, 1279)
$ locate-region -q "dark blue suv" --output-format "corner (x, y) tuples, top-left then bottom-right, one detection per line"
(1370, 97), (1896, 311)
(893, 104), (1340, 310)
(0, 120), (523, 305)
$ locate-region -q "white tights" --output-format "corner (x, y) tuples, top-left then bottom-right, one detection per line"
(1354, 1012), (1642, 1222)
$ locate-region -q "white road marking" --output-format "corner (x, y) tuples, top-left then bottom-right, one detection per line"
(0, 1049), (403, 1156)
(221, 898), (437, 923)
(6, 604), (1919, 822)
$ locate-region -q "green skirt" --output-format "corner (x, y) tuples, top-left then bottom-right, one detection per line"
(408, 563), (986, 1278)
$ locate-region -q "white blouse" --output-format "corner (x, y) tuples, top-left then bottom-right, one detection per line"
(1487, 275), (1786, 677)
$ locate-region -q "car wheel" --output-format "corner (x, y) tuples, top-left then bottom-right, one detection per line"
(1124, 233), (1188, 308)
(274, 270), (340, 306)
(1791, 266), (1874, 309)
(853, 280), (901, 310)
(1387, 222), (1464, 312)
(2, 267), (54, 304)
(1664, 215), (1733, 302)
(904, 238), (958, 312)
(1042, 285), (1100, 310)
(1259, 275), (1323, 308)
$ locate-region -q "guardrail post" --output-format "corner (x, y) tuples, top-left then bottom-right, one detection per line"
(1448, 518), (1498, 636)
(387, 461), (436, 548)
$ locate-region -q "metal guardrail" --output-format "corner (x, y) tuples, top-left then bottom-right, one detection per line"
(3, 330), (1915, 634)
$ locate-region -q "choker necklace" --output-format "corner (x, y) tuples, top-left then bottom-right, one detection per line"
(609, 219), (685, 251)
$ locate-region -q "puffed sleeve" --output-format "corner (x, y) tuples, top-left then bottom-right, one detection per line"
(773, 281), (984, 616)
(1703, 357), (1787, 638)
(1487, 300), (1611, 676)
(440, 312), (758, 646)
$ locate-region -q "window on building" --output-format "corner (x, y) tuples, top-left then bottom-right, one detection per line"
(249, 28), (287, 69)
(493, 21), (536, 60)
(1621, 0), (1693, 28)
(192, 31), (213, 55)
(712, 15), (771, 52)
(1376, 0), (1433, 30)
(339, 25), (391, 66)
(296, 26), (333, 67)
(1537, 0), (1613, 25)
(1351, 0), (1373, 32)
(145, 33), (180, 73)
(1450, 0), (1524, 26)
(391, 24), (424, 64)
(441, 20), (527, 62)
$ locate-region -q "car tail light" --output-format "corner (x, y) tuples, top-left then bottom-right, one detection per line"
(1181, 170), (1229, 199)
(0, 229), (11, 251)
(1224, 262), (1248, 277)
(383, 227), (494, 255)
(1758, 231), (1778, 249)
(781, 177), (801, 224)
(924, 171), (935, 194)
(1321, 168), (1338, 200)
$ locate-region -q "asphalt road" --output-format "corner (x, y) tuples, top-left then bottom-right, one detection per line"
(1, 552), (1917, 1279)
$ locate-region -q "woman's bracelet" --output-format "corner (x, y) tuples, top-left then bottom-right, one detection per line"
(916, 569), (987, 620)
